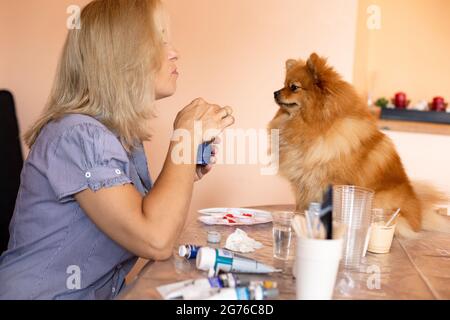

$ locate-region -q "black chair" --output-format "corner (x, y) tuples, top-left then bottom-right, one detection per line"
(0, 90), (23, 253)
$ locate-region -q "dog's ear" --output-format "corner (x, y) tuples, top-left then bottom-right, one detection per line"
(306, 53), (328, 89)
(286, 59), (297, 71)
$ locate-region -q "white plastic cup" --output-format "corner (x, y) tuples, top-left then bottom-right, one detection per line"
(294, 237), (343, 300)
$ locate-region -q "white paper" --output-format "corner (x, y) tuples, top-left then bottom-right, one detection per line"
(225, 228), (263, 253)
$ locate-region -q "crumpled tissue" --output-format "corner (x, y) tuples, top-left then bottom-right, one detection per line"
(225, 228), (263, 253)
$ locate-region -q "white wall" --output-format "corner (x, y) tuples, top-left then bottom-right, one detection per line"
(384, 131), (450, 196)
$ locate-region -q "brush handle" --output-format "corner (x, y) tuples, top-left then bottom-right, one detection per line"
(292, 215), (308, 239)
(385, 208), (401, 227)
(320, 187), (333, 240)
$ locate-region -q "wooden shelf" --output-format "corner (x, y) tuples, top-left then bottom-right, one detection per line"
(378, 119), (450, 136)
(369, 106), (450, 135)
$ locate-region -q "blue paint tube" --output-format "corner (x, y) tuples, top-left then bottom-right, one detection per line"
(197, 142), (212, 166)
(196, 247), (281, 274)
(178, 245), (201, 260)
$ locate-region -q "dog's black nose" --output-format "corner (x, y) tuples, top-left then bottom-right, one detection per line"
(274, 91), (281, 99)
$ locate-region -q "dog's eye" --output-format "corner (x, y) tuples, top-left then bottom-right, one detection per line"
(290, 84), (300, 92)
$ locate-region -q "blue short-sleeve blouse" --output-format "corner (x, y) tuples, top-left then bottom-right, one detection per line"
(0, 114), (153, 300)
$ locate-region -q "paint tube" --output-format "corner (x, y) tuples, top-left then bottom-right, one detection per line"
(205, 285), (279, 300)
(196, 247), (282, 274)
(178, 244), (201, 260)
(157, 273), (277, 300)
(197, 142), (212, 166)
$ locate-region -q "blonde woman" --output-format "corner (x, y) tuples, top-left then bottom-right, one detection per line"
(0, 0), (234, 300)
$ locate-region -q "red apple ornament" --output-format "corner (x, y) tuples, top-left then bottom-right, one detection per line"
(429, 97), (448, 112)
(392, 92), (410, 109)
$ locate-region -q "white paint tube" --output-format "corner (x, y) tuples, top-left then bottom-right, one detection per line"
(157, 273), (277, 300)
(158, 274), (238, 300)
(205, 285), (279, 300)
(196, 247), (282, 274)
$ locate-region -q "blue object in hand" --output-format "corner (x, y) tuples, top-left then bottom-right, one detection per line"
(197, 142), (212, 166)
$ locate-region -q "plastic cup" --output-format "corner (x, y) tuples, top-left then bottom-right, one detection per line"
(272, 211), (296, 260)
(368, 209), (397, 254)
(294, 236), (343, 300)
(333, 185), (374, 269)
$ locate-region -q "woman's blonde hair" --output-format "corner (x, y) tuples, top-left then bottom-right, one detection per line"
(24, 0), (166, 151)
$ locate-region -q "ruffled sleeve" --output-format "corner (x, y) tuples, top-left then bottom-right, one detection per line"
(46, 123), (132, 202)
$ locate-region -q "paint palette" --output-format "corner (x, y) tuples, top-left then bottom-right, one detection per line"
(198, 208), (273, 226)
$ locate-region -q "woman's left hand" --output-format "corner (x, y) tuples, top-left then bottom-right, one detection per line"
(195, 137), (220, 182)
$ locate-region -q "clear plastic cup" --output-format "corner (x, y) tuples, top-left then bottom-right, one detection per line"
(333, 185), (374, 269)
(272, 211), (296, 260)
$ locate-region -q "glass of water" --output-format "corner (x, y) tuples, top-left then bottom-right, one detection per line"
(272, 211), (297, 260)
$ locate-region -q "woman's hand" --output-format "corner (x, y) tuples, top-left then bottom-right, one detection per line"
(194, 137), (220, 181)
(174, 98), (233, 175)
(174, 98), (234, 143)
(75, 101), (233, 261)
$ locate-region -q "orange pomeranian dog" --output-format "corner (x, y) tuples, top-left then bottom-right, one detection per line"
(269, 53), (449, 237)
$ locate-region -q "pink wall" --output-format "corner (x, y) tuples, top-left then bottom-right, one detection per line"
(1, 0), (359, 217)
(151, 0), (358, 217)
(0, 0), (91, 152)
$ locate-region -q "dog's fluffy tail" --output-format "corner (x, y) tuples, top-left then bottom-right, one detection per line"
(415, 181), (449, 232)
(395, 181), (450, 238)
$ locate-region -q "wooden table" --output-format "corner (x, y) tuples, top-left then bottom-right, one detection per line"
(118, 205), (450, 300)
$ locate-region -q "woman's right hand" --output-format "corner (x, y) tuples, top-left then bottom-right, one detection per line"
(173, 98), (235, 142)
(76, 99), (234, 261)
